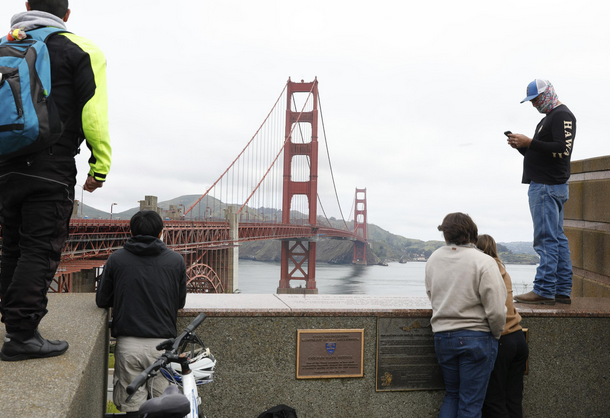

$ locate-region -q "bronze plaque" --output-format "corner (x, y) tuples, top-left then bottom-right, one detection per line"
(376, 317), (444, 391)
(296, 329), (364, 379)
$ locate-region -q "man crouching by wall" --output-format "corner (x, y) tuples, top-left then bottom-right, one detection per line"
(96, 210), (187, 416)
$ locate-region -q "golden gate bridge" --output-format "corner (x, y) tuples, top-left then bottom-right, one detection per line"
(1, 79), (369, 294)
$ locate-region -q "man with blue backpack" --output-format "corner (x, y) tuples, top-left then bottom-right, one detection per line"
(0, 0), (111, 361)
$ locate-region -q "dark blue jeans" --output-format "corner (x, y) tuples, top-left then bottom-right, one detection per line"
(0, 147), (76, 333)
(434, 330), (499, 418)
(528, 182), (572, 298)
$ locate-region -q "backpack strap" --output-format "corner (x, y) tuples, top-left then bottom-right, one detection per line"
(28, 27), (79, 152)
(26, 26), (70, 42)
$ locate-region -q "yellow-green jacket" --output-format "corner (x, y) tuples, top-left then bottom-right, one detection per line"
(47, 30), (111, 182)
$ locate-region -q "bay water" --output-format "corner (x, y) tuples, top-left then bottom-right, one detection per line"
(237, 260), (537, 296)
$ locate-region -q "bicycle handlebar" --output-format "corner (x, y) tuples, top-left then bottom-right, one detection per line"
(185, 313), (206, 334)
(124, 313), (208, 396)
(126, 358), (166, 395)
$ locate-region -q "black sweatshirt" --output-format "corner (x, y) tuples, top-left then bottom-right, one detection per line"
(518, 104), (576, 184)
(96, 235), (187, 338)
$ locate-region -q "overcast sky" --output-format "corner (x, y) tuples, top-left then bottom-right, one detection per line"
(3, 0), (609, 242)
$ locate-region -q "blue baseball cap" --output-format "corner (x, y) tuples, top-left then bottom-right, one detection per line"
(520, 79), (550, 103)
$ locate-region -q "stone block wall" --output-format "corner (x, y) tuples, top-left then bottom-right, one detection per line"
(565, 156), (610, 297)
(182, 294), (610, 418)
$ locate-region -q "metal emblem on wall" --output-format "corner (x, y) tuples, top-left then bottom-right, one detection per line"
(376, 317), (445, 391)
(296, 329), (364, 379)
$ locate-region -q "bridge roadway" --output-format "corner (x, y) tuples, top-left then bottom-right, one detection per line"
(61, 219), (362, 258)
(32, 218), (364, 293)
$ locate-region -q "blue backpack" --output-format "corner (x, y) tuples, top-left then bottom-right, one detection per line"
(0, 27), (66, 159)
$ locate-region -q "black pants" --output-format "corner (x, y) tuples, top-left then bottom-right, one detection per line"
(482, 329), (529, 418)
(0, 146), (76, 333)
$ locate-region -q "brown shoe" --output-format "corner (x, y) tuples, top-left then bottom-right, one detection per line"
(514, 290), (555, 305)
(555, 294), (572, 304)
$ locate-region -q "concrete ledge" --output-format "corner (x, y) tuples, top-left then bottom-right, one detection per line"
(180, 295), (610, 418)
(184, 294), (433, 316)
(0, 294), (108, 418)
(570, 155), (610, 174)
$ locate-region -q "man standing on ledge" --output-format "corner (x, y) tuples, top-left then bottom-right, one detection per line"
(507, 79), (575, 305)
(0, 0), (111, 361)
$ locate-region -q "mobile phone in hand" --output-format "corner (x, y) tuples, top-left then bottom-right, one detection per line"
(504, 131), (512, 137)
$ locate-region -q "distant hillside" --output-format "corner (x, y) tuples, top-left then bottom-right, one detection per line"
(77, 194), (538, 265)
(76, 194), (216, 220)
(241, 219), (539, 265)
(496, 243), (538, 265)
(499, 241), (537, 256)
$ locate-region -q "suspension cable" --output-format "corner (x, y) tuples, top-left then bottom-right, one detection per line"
(237, 82), (316, 215)
(185, 82), (289, 215)
(318, 92), (350, 230)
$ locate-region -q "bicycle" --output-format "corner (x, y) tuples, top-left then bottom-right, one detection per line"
(123, 313), (216, 418)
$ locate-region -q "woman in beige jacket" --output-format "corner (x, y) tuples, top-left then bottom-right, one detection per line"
(477, 235), (529, 418)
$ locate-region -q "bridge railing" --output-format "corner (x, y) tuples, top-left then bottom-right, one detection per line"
(57, 219), (364, 263)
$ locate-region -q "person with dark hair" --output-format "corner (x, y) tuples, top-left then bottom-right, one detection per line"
(0, 0), (111, 361)
(476, 235), (529, 418)
(96, 211), (187, 415)
(425, 213), (507, 418)
(25, 0), (68, 16)
(130, 210), (164, 238)
(507, 79), (575, 305)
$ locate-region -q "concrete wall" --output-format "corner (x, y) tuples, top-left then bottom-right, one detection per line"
(71, 269), (97, 293)
(565, 156), (610, 297)
(183, 294), (610, 418)
(0, 294), (108, 418)
(1, 294), (608, 418)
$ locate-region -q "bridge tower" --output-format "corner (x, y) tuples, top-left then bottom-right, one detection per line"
(353, 188), (368, 265)
(277, 78), (319, 294)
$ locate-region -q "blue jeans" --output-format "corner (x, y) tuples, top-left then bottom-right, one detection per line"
(434, 330), (498, 418)
(528, 182), (572, 299)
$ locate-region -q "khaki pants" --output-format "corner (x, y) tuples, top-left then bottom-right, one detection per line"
(113, 336), (169, 412)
